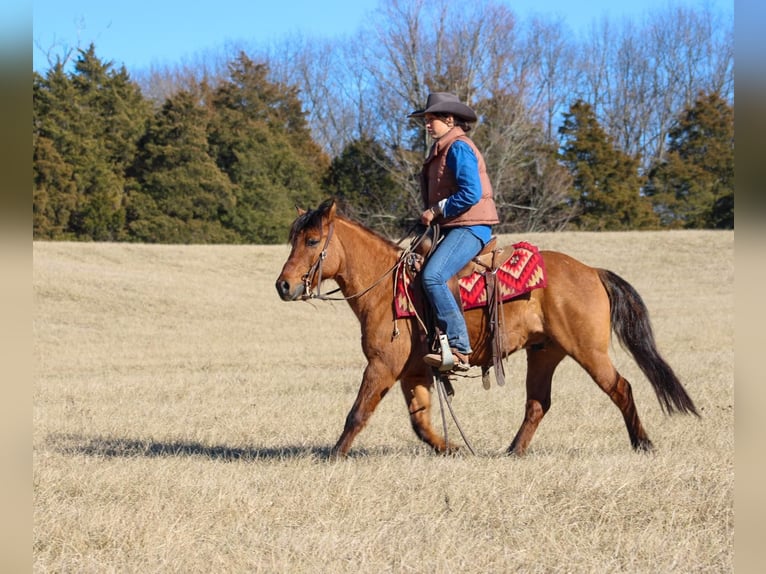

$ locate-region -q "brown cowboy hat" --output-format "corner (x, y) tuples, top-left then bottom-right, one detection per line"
(408, 92), (478, 122)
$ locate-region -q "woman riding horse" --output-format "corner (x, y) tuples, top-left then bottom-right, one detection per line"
(409, 92), (500, 372)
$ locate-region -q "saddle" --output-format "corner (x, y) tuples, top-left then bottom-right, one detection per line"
(457, 237), (502, 278)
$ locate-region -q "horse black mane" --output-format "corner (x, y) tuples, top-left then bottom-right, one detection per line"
(288, 199), (404, 251)
(287, 198), (334, 244)
(288, 210), (320, 244)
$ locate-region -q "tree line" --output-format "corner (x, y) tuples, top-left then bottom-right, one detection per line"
(33, 0), (733, 243)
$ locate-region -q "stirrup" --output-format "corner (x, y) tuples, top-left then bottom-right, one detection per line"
(423, 352), (471, 372)
(424, 334), (470, 372)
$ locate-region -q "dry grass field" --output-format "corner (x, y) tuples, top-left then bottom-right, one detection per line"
(33, 230), (733, 573)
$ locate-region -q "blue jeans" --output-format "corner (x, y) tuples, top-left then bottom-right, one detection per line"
(421, 227), (483, 355)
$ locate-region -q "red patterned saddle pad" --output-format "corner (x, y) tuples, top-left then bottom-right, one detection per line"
(395, 241), (547, 318)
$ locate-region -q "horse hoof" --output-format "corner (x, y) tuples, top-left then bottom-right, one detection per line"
(435, 443), (460, 456)
(329, 447), (349, 460)
(634, 439), (654, 452)
(506, 445), (526, 457)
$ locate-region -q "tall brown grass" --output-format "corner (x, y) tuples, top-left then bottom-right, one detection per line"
(34, 230), (733, 573)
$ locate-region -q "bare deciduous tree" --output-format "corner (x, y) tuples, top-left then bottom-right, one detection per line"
(355, 0), (575, 224)
(128, 0), (732, 232)
(574, 4), (733, 169)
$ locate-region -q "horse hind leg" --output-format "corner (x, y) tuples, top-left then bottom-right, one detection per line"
(400, 376), (460, 454)
(578, 349), (653, 452)
(507, 345), (566, 456)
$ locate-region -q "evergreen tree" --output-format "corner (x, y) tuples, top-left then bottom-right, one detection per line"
(33, 65), (80, 238)
(127, 87), (239, 243)
(208, 54), (329, 243)
(559, 100), (658, 230)
(645, 92), (734, 228)
(321, 137), (405, 237)
(33, 45), (151, 240)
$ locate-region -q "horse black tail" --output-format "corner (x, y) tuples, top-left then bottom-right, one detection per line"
(598, 269), (699, 417)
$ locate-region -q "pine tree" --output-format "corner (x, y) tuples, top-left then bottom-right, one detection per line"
(127, 87), (239, 243)
(33, 65), (79, 238)
(208, 54), (329, 243)
(645, 92), (734, 228)
(559, 100), (658, 230)
(33, 45), (151, 240)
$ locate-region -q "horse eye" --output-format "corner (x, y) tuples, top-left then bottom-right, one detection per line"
(306, 237), (320, 247)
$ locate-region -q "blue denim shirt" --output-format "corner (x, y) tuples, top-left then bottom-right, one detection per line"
(437, 140), (492, 245)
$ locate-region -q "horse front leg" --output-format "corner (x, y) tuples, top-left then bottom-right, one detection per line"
(400, 375), (460, 454)
(331, 360), (396, 457)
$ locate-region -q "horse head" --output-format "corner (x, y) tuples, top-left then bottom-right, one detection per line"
(275, 198), (341, 301)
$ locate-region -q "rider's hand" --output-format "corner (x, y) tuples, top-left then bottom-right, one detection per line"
(421, 206), (439, 226)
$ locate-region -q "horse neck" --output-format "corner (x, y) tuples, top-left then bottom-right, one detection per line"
(332, 219), (401, 315)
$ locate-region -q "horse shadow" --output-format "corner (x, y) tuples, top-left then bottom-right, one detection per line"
(44, 433), (391, 461)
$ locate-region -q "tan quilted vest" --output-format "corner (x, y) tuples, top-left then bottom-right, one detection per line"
(419, 127), (499, 227)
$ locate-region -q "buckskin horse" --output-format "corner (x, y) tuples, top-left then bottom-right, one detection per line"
(275, 199), (698, 457)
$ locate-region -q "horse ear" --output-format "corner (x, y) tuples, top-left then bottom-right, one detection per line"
(295, 206), (306, 216)
(317, 198), (337, 220)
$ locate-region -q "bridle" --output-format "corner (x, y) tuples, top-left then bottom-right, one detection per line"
(299, 220), (430, 304)
(300, 220), (335, 299)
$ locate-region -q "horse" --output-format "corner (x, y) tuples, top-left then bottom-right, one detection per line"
(275, 199), (698, 457)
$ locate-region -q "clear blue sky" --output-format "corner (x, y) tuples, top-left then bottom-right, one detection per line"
(32, 0), (733, 73)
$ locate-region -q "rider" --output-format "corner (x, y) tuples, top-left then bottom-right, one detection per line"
(409, 92), (500, 371)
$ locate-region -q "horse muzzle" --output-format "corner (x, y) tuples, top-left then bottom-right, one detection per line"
(275, 278), (306, 301)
